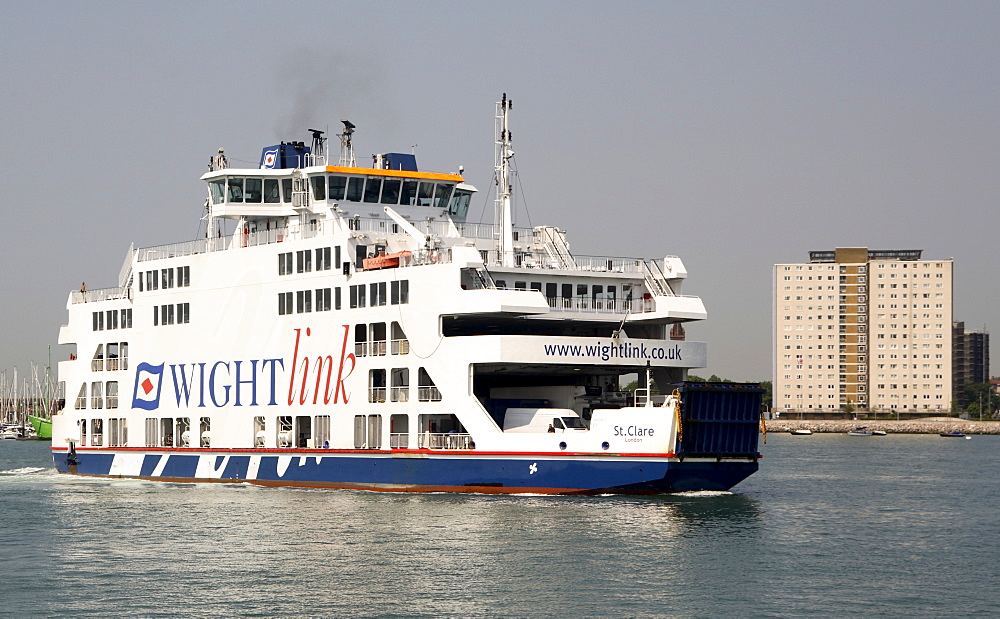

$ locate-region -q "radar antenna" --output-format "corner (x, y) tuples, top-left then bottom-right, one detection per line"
(338, 120), (356, 167)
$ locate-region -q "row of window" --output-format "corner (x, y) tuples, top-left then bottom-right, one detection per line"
(279, 248), (339, 275)
(74, 406), (475, 452)
(153, 303), (190, 326)
(91, 342), (129, 372)
(278, 289), (335, 315)
(92, 309), (133, 332)
(209, 174), (473, 218)
(349, 280), (410, 308)
(75, 381), (118, 410)
(355, 322), (409, 356)
(366, 367), (439, 403)
(76, 417), (127, 447)
(140, 266), (190, 291)
(322, 175), (472, 218)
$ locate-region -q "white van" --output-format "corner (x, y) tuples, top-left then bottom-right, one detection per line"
(502, 408), (588, 433)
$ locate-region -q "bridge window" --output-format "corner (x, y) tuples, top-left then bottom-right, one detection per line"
(433, 184), (453, 208)
(263, 178), (279, 203)
(244, 178), (262, 203)
(209, 179), (225, 204)
(281, 178), (292, 202)
(448, 189), (472, 217)
(227, 178), (244, 202)
(310, 176), (326, 200)
(400, 180), (418, 205)
(363, 177), (382, 203)
(417, 182), (435, 206)
(346, 177), (364, 201)
(328, 175), (347, 200)
(380, 179), (401, 204)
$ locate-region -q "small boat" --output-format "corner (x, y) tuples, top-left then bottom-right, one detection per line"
(939, 430), (967, 438)
(0, 424), (25, 439)
(28, 414), (52, 440)
(847, 426), (873, 437)
(871, 430), (887, 436)
(790, 429), (813, 435)
(362, 250), (412, 271)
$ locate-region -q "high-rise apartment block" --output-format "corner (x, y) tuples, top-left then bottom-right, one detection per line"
(774, 248), (953, 416)
(952, 322), (990, 407)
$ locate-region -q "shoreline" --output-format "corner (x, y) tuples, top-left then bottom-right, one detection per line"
(765, 418), (1000, 435)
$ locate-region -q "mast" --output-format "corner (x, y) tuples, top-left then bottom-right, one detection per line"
(338, 120), (356, 167)
(494, 94), (515, 267)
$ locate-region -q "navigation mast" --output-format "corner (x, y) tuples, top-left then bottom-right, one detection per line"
(495, 94), (515, 267)
(338, 120), (356, 167)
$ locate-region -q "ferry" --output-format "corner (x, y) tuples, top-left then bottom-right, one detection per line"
(50, 96), (763, 494)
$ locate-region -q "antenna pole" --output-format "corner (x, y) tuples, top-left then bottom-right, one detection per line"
(494, 94), (515, 267)
(338, 120), (356, 167)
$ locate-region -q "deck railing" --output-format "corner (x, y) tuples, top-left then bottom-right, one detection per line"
(418, 432), (472, 449)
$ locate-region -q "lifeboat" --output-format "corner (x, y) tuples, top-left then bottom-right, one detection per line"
(363, 250), (411, 270)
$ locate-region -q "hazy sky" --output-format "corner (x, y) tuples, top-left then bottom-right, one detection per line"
(1, 1), (998, 381)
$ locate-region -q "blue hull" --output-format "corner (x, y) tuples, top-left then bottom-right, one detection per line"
(52, 449), (757, 494)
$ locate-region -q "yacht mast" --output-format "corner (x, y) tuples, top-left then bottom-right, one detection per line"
(494, 94), (515, 267)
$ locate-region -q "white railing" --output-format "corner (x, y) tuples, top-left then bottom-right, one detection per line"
(391, 339), (410, 355)
(390, 387), (409, 402)
(368, 388), (386, 403)
(546, 296), (639, 314)
(418, 432), (472, 449)
(418, 386), (441, 402)
(72, 287), (130, 304)
(137, 238), (211, 262)
(390, 433), (408, 449)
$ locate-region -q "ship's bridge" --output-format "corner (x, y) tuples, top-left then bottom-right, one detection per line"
(201, 166), (475, 222)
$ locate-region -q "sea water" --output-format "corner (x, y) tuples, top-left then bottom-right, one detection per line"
(1, 435), (997, 618)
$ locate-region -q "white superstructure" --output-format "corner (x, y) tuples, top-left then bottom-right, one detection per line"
(50, 97), (761, 494)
